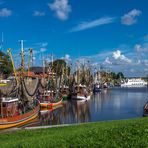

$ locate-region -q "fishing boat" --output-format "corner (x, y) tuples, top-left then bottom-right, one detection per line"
(59, 59), (70, 101)
(38, 89), (63, 108)
(93, 69), (102, 93)
(71, 84), (91, 100)
(143, 101), (148, 117)
(0, 43), (40, 129)
(93, 83), (101, 93)
(71, 59), (92, 100)
(0, 79), (10, 86)
(39, 98), (63, 108)
(0, 97), (39, 129)
(40, 104), (63, 115)
(60, 85), (70, 100)
(37, 56), (65, 108)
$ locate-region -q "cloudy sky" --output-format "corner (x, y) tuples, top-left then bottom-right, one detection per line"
(0, 0), (148, 76)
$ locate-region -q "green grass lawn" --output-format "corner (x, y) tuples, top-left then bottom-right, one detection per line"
(0, 117), (148, 148)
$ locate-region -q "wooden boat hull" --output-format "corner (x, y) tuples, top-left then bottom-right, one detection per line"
(93, 87), (101, 93)
(62, 95), (70, 101)
(143, 101), (148, 117)
(40, 104), (63, 115)
(40, 99), (63, 108)
(0, 83), (7, 86)
(143, 113), (148, 117)
(0, 104), (40, 129)
(71, 95), (91, 101)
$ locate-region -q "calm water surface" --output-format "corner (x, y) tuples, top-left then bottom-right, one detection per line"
(26, 87), (148, 127)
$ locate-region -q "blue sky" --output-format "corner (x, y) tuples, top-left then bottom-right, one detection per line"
(0, 0), (148, 76)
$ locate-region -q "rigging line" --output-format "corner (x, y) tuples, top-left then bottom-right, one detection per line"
(22, 78), (39, 97)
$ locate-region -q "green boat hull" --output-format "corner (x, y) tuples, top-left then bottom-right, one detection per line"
(62, 95), (70, 101)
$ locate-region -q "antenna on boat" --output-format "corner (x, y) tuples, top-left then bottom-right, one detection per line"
(20, 40), (24, 51)
(0, 32), (4, 51)
(51, 53), (53, 67)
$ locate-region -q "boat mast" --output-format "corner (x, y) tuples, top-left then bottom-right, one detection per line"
(20, 40), (25, 74)
(28, 48), (33, 77)
(42, 54), (46, 97)
(51, 53), (53, 80)
(0, 90), (3, 118)
(98, 65), (100, 83)
(7, 48), (19, 84)
(77, 61), (80, 92)
(0, 32), (3, 51)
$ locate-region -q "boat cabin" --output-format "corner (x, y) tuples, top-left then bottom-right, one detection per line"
(74, 84), (88, 94)
(0, 97), (19, 118)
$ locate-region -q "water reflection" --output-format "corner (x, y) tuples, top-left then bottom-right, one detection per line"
(68, 100), (91, 123)
(90, 87), (148, 121)
(39, 100), (91, 125)
(24, 87), (148, 127)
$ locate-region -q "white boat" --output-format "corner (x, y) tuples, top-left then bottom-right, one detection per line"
(0, 79), (10, 84)
(121, 78), (147, 87)
(71, 84), (91, 100)
(71, 95), (91, 100)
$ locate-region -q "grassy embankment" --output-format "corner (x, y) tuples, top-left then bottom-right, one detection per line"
(0, 117), (148, 147)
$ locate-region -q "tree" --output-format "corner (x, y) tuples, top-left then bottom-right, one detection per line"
(110, 72), (117, 79)
(116, 72), (124, 79)
(0, 50), (13, 75)
(49, 59), (70, 76)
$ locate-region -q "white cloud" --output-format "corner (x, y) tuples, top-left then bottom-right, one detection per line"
(65, 54), (71, 61)
(0, 8), (12, 17)
(34, 42), (48, 47)
(121, 9), (141, 25)
(112, 50), (132, 63)
(32, 56), (36, 61)
(91, 62), (98, 66)
(143, 60), (148, 66)
(61, 54), (71, 62)
(112, 50), (121, 59)
(48, 0), (71, 20)
(70, 17), (116, 32)
(42, 42), (48, 47)
(135, 44), (141, 52)
(40, 42), (48, 52)
(29, 42), (48, 55)
(104, 57), (112, 64)
(33, 11), (45, 16)
(40, 47), (47, 52)
(136, 59), (141, 65)
(73, 46), (147, 76)
(135, 44), (148, 52)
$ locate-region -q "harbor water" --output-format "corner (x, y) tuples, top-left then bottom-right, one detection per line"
(25, 87), (148, 127)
